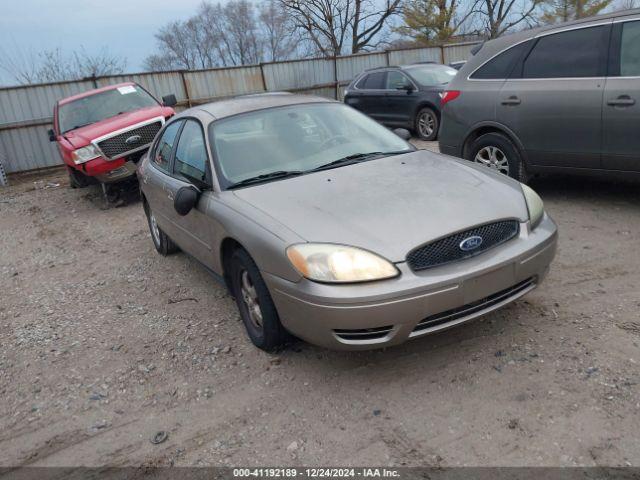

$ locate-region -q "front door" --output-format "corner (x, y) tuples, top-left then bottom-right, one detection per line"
(163, 119), (216, 268)
(602, 17), (640, 172)
(344, 71), (387, 121)
(497, 23), (611, 169)
(383, 70), (416, 128)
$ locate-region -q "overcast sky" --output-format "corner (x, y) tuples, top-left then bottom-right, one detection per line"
(0, 0), (209, 85)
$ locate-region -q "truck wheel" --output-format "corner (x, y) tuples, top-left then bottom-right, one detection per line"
(145, 206), (179, 256)
(67, 167), (93, 189)
(229, 248), (289, 352)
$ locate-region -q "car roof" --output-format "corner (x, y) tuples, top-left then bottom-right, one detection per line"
(178, 92), (336, 121)
(58, 82), (137, 105)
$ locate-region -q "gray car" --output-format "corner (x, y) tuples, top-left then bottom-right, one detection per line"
(138, 93), (557, 351)
(439, 9), (640, 181)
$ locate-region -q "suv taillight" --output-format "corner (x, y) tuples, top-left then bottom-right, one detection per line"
(440, 90), (461, 107)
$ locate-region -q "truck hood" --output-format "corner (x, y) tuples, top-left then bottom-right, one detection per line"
(232, 150), (529, 263)
(62, 105), (173, 149)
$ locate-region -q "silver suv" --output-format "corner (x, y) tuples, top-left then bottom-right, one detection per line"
(438, 9), (640, 181)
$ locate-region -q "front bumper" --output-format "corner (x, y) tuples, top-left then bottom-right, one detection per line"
(264, 214), (558, 350)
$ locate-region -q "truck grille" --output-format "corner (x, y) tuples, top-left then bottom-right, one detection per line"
(407, 220), (519, 271)
(96, 120), (163, 160)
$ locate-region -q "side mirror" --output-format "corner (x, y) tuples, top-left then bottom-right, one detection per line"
(48, 129), (56, 142)
(398, 84), (414, 94)
(162, 94), (177, 107)
(174, 186), (200, 216)
(393, 128), (411, 140)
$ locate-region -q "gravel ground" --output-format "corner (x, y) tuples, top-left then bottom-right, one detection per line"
(0, 141), (639, 468)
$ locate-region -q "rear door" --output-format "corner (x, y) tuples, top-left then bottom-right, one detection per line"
(497, 22), (611, 169)
(602, 16), (640, 171)
(344, 71), (387, 121)
(144, 120), (184, 238)
(163, 119), (216, 268)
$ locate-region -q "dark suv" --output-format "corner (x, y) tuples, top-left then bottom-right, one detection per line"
(344, 63), (458, 140)
(438, 9), (640, 181)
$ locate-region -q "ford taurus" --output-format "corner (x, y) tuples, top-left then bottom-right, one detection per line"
(137, 93), (557, 351)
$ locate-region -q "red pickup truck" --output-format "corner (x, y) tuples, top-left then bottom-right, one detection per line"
(49, 82), (176, 187)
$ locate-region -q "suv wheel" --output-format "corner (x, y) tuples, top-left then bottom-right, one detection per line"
(229, 248), (289, 352)
(415, 107), (439, 141)
(145, 206), (179, 256)
(468, 133), (528, 182)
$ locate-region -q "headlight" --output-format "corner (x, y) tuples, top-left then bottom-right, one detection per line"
(286, 243), (399, 283)
(71, 145), (101, 164)
(521, 184), (544, 229)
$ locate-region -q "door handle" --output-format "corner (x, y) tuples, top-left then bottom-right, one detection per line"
(607, 95), (635, 107)
(501, 96), (521, 106)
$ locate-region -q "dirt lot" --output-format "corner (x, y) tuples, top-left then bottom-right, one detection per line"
(1, 141), (639, 468)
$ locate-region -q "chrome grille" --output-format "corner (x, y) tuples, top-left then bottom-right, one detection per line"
(413, 277), (535, 334)
(407, 220), (519, 271)
(96, 121), (162, 160)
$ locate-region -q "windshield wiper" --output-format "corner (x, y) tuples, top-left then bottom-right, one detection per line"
(63, 122), (93, 133)
(310, 150), (410, 172)
(228, 170), (304, 189)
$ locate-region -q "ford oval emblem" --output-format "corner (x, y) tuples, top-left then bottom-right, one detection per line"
(459, 235), (483, 252)
(125, 134), (142, 145)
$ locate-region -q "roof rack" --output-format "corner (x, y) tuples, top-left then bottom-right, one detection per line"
(364, 65), (399, 71)
(411, 61), (438, 65)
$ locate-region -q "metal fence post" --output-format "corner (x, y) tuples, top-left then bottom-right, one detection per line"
(180, 70), (192, 108)
(0, 146), (8, 187)
(259, 63), (268, 92)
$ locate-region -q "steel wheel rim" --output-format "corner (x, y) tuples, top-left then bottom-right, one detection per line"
(418, 112), (435, 137)
(150, 213), (161, 245)
(474, 146), (510, 175)
(240, 270), (263, 330)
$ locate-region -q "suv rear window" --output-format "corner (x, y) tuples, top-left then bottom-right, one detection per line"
(522, 26), (609, 78)
(356, 71), (386, 89)
(470, 41), (530, 79)
(620, 20), (640, 76)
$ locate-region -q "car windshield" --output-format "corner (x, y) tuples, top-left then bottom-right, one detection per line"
(404, 65), (458, 86)
(209, 103), (413, 188)
(58, 85), (159, 133)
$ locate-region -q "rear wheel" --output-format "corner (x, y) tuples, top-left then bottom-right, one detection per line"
(229, 248), (289, 352)
(467, 132), (528, 182)
(144, 204), (179, 256)
(414, 107), (439, 141)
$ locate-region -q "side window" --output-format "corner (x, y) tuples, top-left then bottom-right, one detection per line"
(355, 74), (369, 89)
(522, 26), (609, 78)
(174, 120), (209, 185)
(620, 21), (640, 76)
(357, 71), (386, 89)
(386, 71), (412, 89)
(471, 41), (530, 79)
(153, 121), (182, 171)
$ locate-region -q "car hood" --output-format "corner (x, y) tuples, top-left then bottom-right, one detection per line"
(232, 150), (529, 263)
(62, 105), (173, 149)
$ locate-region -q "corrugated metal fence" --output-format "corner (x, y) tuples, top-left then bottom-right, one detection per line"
(0, 41), (479, 175)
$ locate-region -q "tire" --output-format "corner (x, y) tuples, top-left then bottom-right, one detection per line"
(467, 132), (528, 182)
(229, 248), (289, 352)
(414, 107), (439, 141)
(68, 167), (93, 189)
(144, 204), (179, 256)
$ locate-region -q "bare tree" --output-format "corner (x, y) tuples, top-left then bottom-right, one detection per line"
(260, 0), (298, 61)
(540, 0), (613, 23)
(394, 0), (480, 43)
(0, 45), (126, 85)
(279, 0), (402, 56)
(472, 0), (542, 38)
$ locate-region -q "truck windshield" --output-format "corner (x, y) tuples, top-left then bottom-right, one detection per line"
(58, 85), (159, 133)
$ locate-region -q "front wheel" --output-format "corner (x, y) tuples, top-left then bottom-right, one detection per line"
(414, 107), (439, 141)
(229, 248), (289, 352)
(467, 132), (528, 182)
